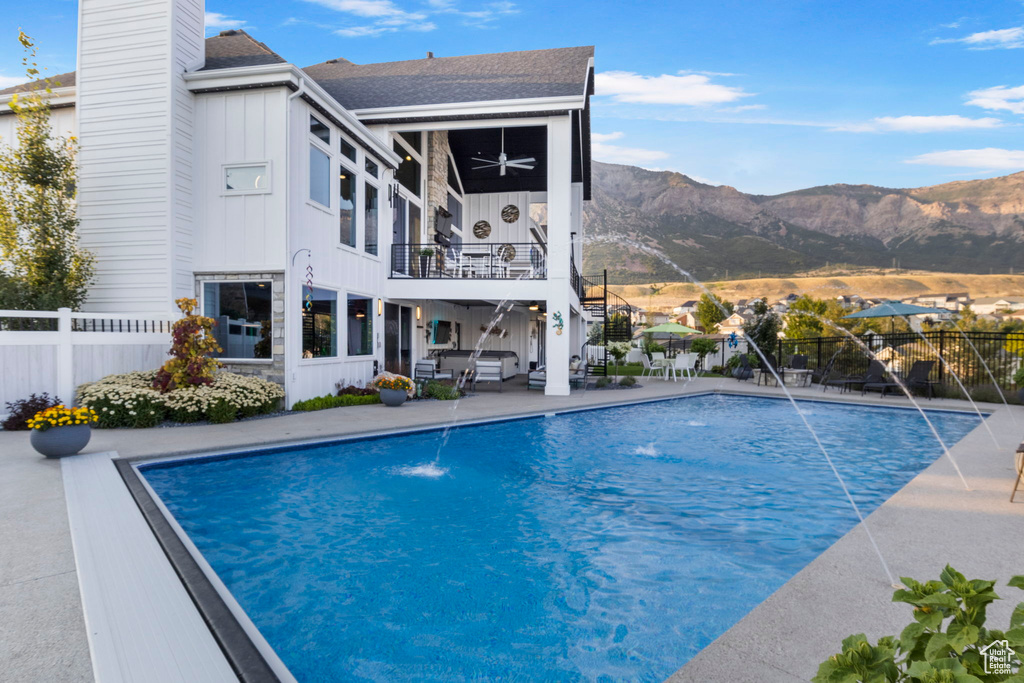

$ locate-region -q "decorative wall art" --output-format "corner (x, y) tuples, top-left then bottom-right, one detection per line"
(501, 204), (520, 223)
(472, 220), (491, 239)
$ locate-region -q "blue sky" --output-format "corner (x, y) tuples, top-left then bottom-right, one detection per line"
(2, 0), (1024, 194)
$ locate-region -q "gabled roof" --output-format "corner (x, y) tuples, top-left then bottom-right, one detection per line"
(1, 31), (283, 97)
(0, 71), (76, 96)
(201, 30), (286, 71)
(302, 46), (594, 111)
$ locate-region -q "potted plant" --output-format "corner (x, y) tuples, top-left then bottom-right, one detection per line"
(1015, 365), (1024, 403)
(419, 247), (435, 277)
(27, 405), (98, 458)
(372, 373), (414, 407)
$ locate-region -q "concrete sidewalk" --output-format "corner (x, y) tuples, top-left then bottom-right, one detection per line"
(1, 376), (1021, 682)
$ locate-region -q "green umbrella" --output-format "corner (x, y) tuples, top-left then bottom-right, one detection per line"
(636, 322), (702, 355)
(842, 300), (944, 332)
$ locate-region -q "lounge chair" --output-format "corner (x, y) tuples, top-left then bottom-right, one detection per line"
(527, 366), (546, 390)
(570, 362), (588, 389)
(861, 361), (900, 396)
(414, 359), (454, 381)
(822, 361), (883, 393)
(810, 358), (834, 386)
(472, 360), (503, 392)
(733, 354), (754, 381)
(903, 360), (938, 399)
(757, 354), (784, 386)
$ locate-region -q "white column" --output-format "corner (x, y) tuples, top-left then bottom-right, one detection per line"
(544, 115), (573, 396)
(56, 308), (75, 404)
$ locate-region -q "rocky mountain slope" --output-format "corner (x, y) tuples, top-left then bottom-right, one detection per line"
(582, 162), (1024, 284)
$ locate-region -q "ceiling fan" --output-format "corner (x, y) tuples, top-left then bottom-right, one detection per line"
(471, 128), (536, 176)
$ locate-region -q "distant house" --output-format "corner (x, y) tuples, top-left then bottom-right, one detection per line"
(677, 312), (700, 329)
(718, 312), (748, 335)
(913, 293), (971, 312)
(971, 297), (1024, 315)
(643, 311), (670, 326)
(673, 300), (698, 315)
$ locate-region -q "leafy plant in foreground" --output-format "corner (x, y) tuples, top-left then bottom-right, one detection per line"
(814, 565), (1024, 683)
(2, 392), (61, 430)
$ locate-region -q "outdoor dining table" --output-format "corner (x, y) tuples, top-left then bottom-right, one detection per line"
(652, 358), (674, 381)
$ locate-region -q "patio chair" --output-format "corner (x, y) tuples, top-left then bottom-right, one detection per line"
(757, 354), (784, 386)
(415, 360), (454, 382)
(789, 354), (808, 370)
(528, 366), (546, 390)
(733, 354), (754, 381)
(670, 353), (697, 380)
(471, 360), (504, 392)
(810, 358), (834, 386)
(903, 360), (938, 399)
(641, 354), (664, 379)
(822, 361), (881, 393)
(860, 361), (900, 397)
(570, 362), (588, 389)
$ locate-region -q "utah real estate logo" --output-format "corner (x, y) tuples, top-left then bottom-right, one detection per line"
(981, 639), (1014, 675)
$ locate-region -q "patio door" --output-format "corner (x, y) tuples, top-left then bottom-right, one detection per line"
(384, 303), (413, 375)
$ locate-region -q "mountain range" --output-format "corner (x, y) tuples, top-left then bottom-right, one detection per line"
(581, 161), (1024, 284)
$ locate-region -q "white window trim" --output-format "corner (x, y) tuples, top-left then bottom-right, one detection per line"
(199, 278), (275, 363)
(222, 161), (272, 196)
(299, 284), (341, 363)
(345, 290), (376, 358)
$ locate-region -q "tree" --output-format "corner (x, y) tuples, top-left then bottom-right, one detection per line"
(743, 298), (782, 358)
(153, 298), (223, 392)
(785, 296), (850, 339)
(696, 293), (733, 333)
(586, 322), (604, 346)
(0, 32), (93, 310)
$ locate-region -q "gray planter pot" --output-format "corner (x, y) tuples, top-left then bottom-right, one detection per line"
(30, 424), (91, 458)
(379, 388), (407, 407)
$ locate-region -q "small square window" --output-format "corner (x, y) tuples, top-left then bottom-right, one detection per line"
(225, 165), (268, 192)
(310, 115), (330, 144)
(365, 158), (379, 177)
(340, 137), (357, 162)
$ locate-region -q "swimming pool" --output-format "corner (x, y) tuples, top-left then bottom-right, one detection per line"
(139, 394), (982, 682)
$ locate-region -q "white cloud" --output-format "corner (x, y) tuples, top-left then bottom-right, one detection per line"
(905, 148), (1024, 169)
(301, 0), (511, 36)
(721, 104), (766, 113)
(595, 71), (751, 106)
(205, 12), (247, 31)
(831, 115), (1004, 133)
(932, 26), (1024, 49)
(428, 0), (517, 27)
(591, 131), (669, 166)
(0, 74), (25, 89)
(966, 84), (1024, 114)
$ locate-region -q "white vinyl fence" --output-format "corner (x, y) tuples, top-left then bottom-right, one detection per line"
(0, 308), (175, 411)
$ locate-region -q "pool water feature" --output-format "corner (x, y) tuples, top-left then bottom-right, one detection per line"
(140, 394), (982, 682)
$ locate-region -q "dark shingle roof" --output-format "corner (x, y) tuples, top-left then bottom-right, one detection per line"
(201, 30), (286, 71)
(303, 46), (593, 111)
(1, 31), (284, 97)
(0, 71), (76, 96)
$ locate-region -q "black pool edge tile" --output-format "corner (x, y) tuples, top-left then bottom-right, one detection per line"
(114, 458), (281, 683)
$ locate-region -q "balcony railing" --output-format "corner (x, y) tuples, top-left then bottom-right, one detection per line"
(390, 243), (547, 280)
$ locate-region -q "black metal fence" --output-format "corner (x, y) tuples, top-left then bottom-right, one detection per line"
(390, 242), (546, 279)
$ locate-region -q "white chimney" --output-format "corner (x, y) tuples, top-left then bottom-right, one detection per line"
(75, 0), (205, 312)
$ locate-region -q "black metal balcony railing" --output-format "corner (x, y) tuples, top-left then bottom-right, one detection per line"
(390, 243), (547, 280)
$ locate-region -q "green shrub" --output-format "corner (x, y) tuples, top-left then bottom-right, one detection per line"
(814, 565), (1024, 683)
(596, 377), (611, 388)
(726, 353), (759, 369)
(292, 393), (381, 411)
(690, 337), (719, 361)
(710, 365), (726, 375)
(619, 376), (637, 387)
(970, 384), (1010, 405)
(423, 380), (461, 401)
(1014, 366), (1024, 387)
(207, 399), (237, 424)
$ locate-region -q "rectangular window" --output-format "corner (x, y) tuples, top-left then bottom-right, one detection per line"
(347, 295), (372, 356)
(225, 165), (268, 192)
(310, 115), (330, 144)
(447, 192), (462, 231)
(398, 131), (421, 153)
(394, 139), (420, 197)
(365, 157), (379, 177)
(340, 167), (357, 247)
(340, 137), (356, 162)
(310, 146), (330, 207)
(365, 182), (378, 256)
(203, 281), (273, 360)
(301, 287), (337, 358)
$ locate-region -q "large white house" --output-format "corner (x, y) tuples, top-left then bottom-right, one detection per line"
(0, 0), (628, 404)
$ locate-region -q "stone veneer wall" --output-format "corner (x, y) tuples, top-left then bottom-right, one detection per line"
(425, 130), (450, 242)
(194, 271), (285, 386)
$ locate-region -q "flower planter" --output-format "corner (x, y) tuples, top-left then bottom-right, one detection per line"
(30, 424), (92, 458)
(379, 388), (407, 407)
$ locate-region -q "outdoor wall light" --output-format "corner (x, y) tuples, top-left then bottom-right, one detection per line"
(528, 301), (539, 310)
(416, 306), (421, 320)
(377, 298), (383, 315)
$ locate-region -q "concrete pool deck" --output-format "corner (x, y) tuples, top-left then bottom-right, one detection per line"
(1, 376), (1022, 682)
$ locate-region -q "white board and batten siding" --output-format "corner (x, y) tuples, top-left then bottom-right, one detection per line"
(193, 89), (289, 272)
(465, 192), (534, 244)
(76, 0), (203, 313)
(0, 105), (77, 145)
(418, 302), (531, 367)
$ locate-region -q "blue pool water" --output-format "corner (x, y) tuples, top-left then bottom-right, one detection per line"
(141, 395), (981, 682)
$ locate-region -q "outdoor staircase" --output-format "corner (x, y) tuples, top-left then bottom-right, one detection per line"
(579, 269), (634, 377)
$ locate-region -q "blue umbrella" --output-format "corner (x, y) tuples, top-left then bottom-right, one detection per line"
(842, 300), (944, 332)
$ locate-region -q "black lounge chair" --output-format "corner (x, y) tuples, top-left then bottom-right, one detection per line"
(810, 358), (834, 386)
(789, 354), (808, 370)
(757, 353), (784, 386)
(733, 354), (754, 381)
(903, 360), (938, 399)
(861, 361), (900, 397)
(823, 360), (884, 394)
